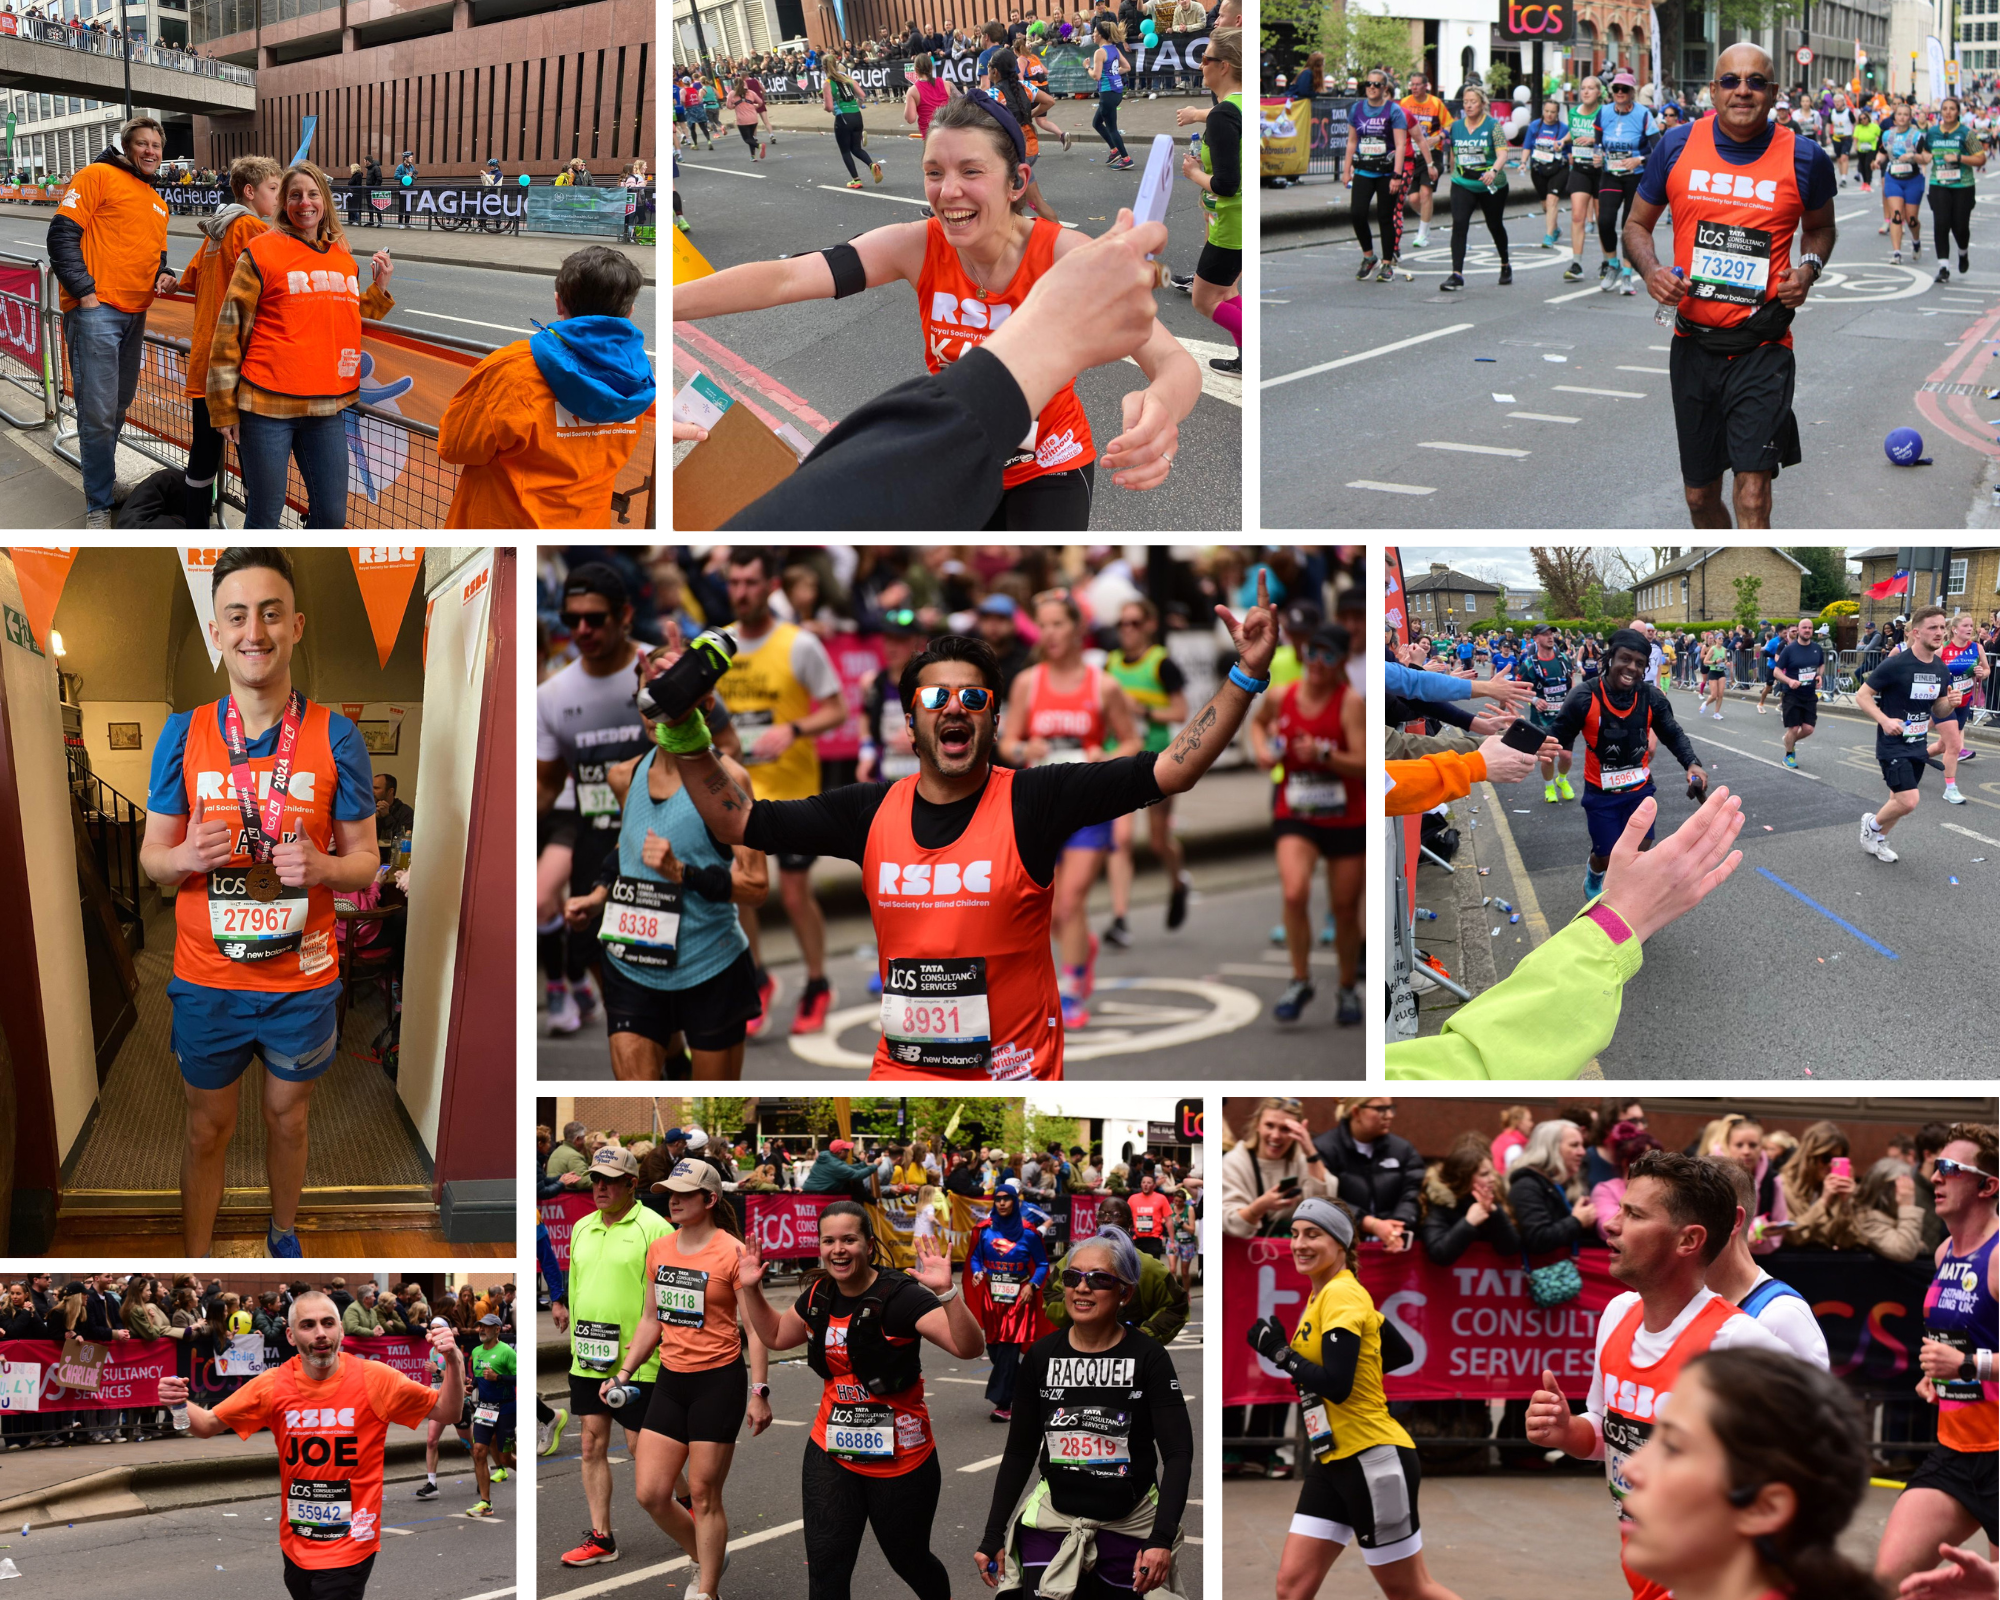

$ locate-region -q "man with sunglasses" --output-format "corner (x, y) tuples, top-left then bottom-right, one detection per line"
(1343, 71), (1410, 281)
(1876, 1122), (1998, 1592)
(652, 571), (1281, 1080)
(1624, 43), (1838, 529)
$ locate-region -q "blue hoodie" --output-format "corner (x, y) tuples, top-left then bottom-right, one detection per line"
(529, 314), (655, 424)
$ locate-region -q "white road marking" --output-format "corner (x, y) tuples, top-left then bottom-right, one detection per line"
(1418, 440), (1530, 457)
(1617, 364), (1670, 373)
(1127, 335), (1241, 406)
(379, 1525), (415, 1536)
(1647, 344), (1671, 351)
(1346, 479), (1436, 494)
(1544, 282), (1607, 303)
(818, 185), (929, 206)
(957, 1453), (1005, 1473)
(556, 1522), (808, 1596)
(1835, 206), (1869, 220)
(1553, 384), (1647, 398)
(1687, 732), (1824, 780)
(403, 309), (534, 334)
(680, 161), (768, 178)
(1509, 411), (1579, 423)
(1264, 323), (1474, 388)
(1941, 821), (2000, 847)
(453, 1589), (516, 1600)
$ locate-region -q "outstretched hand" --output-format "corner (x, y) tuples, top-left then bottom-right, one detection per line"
(1597, 787), (1746, 945)
(911, 1232), (955, 1294)
(735, 1235), (768, 1289)
(1217, 566), (1278, 679)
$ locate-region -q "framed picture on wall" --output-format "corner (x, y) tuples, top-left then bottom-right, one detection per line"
(106, 722), (141, 750)
(357, 720), (400, 755)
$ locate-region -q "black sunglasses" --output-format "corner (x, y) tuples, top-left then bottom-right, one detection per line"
(560, 610), (613, 631)
(1061, 1268), (1124, 1291)
(1716, 72), (1772, 91)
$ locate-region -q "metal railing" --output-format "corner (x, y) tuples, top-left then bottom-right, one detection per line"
(2, 13), (255, 83)
(68, 749), (146, 951)
(0, 247), (53, 425)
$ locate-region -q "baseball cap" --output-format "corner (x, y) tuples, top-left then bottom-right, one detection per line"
(655, 1158), (722, 1196)
(829, 1138), (855, 1154)
(1611, 71), (1637, 87)
(661, 1127), (689, 1143)
(1533, 623), (1554, 636)
(978, 594), (1018, 618)
(478, 1313), (502, 1326)
(1283, 600), (1322, 635)
(563, 562), (629, 610)
(588, 1147), (640, 1180)
(685, 1128), (710, 1152)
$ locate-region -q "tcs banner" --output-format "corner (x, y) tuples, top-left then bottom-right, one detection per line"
(0, 1335), (441, 1409)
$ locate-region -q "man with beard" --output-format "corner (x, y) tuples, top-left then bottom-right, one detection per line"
(652, 571), (1280, 1080)
(1525, 1152), (1795, 1600)
(160, 1292), (466, 1600)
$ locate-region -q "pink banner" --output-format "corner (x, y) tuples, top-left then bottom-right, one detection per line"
(816, 632), (883, 763)
(745, 1191), (838, 1259)
(1222, 1237), (1619, 1408)
(0, 1334), (436, 1409)
(540, 1190), (595, 1270)
(1070, 1193), (1105, 1239)
(0, 261), (42, 376)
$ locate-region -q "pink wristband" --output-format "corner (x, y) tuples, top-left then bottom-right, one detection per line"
(1584, 902), (1636, 945)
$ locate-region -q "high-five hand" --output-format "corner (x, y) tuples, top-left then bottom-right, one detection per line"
(1217, 566), (1278, 679)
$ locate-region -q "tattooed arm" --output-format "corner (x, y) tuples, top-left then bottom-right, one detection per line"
(1154, 568), (1282, 798)
(669, 745), (759, 846)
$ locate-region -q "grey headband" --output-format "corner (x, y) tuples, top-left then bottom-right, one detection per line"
(1293, 1197), (1354, 1247)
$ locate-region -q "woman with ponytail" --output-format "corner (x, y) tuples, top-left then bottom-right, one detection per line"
(986, 47), (1065, 223)
(1622, 1346), (1887, 1600)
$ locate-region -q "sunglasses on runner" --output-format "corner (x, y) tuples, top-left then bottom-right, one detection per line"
(913, 685), (994, 713)
(1061, 1268), (1125, 1291)
(561, 610), (613, 632)
(1716, 72), (1773, 91)
(1935, 1156), (1998, 1181)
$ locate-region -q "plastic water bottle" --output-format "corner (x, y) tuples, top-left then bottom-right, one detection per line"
(170, 1401), (189, 1432)
(1414, 907), (1438, 922)
(1654, 267), (1685, 326)
(602, 1379), (636, 1410)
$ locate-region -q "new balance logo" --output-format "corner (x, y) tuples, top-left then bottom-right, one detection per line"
(1683, 169), (1778, 204)
(874, 860), (993, 896)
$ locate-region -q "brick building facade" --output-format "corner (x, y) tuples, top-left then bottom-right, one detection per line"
(1854, 546), (2000, 630)
(1406, 563), (1505, 633)
(1632, 548), (1807, 624)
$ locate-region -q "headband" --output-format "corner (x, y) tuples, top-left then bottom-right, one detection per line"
(961, 88), (1030, 165)
(1294, 1197), (1354, 1247)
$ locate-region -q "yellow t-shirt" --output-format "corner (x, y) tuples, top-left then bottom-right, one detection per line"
(717, 620), (828, 802)
(1290, 1270), (1413, 1462)
(895, 1163), (927, 1186)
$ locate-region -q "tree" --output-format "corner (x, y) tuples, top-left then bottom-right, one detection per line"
(1732, 573), (1765, 631)
(1531, 546), (1603, 620)
(1581, 584), (1605, 624)
(1782, 547), (1850, 611)
(1264, 1), (1418, 81)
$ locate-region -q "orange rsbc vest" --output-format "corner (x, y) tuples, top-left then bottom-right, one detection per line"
(1666, 118), (1806, 346)
(916, 216), (1094, 488)
(1600, 1292), (1744, 1516)
(862, 767), (1061, 1081)
(241, 229), (366, 397)
(174, 697), (341, 991)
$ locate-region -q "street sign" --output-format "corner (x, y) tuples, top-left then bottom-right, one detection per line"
(1795, 45), (1814, 65)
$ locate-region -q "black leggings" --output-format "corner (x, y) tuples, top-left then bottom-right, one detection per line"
(1093, 91), (1129, 160)
(984, 462), (1095, 530)
(801, 1441), (950, 1600)
(833, 112), (867, 179)
(1449, 182), (1510, 271)
(738, 121), (760, 152)
(1597, 170), (1641, 255)
(1931, 183), (1976, 256)
(184, 396), (227, 527)
(1351, 170), (1403, 258)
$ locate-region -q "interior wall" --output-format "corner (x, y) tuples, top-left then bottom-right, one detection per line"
(394, 550), (494, 1157)
(77, 700), (174, 805)
(0, 555), (97, 1163)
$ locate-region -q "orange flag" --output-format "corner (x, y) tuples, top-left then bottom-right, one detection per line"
(349, 546), (425, 669)
(8, 546), (77, 653)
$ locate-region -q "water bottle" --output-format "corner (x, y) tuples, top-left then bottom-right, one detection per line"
(170, 1401), (189, 1432)
(1414, 907), (1438, 922)
(602, 1379), (636, 1410)
(635, 628), (737, 724)
(1653, 267), (1685, 326)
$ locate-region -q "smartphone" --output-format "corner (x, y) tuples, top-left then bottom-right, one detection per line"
(1277, 1176), (1302, 1197)
(1831, 1156), (1852, 1179)
(1500, 718), (1544, 754)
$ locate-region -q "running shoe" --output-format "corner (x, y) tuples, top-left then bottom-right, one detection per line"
(1912, 237), (1923, 260)
(1060, 992), (1090, 1029)
(793, 978), (834, 1035)
(990, 1408), (1012, 1422)
(545, 982), (581, 1036)
(1169, 272), (1194, 293)
(1166, 872), (1190, 930)
(1440, 272), (1464, 292)
(1892, 249), (1902, 263)
(744, 969), (777, 1038)
(539, 1408), (568, 1456)
(1563, 260), (1583, 281)
(1337, 986), (1363, 1026)
(1557, 773), (1574, 800)
(1274, 979), (1316, 1023)
(415, 1481), (440, 1500)
(1103, 915), (1132, 950)
(1784, 752), (1799, 769)
(467, 1501), (494, 1519)
(1544, 779), (1559, 803)
(561, 1531), (619, 1567)
(1541, 230), (1559, 249)
(268, 1222), (303, 1259)
(1939, 265), (1952, 283)
(1413, 227), (1430, 248)
(1110, 155), (1135, 170)
(1712, 711), (1725, 720)
(1583, 867), (1606, 899)
(1862, 182), (1871, 191)
(871, 160), (885, 184)
(574, 980), (601, 1027)
(674, 215), (691, 234)
(1269, 922), (1286, 945)
(1961, 251), (1970, 272)
(1498, 263), (1513, 285)
(1060, 127), (1073, 152)
(1618, 266), (1637, 295)
(1355, 253), (1379, 281)
(1945, 781), (1966, 804)
(1880, 222), (1890, 234)
(846, 178), (863, 188)
(1598, 259), (1612, 288)
(1960, 750), (1978, 763)
(1211, 354), (1242, 374)
(1376, 259), (1395, 282)
(492, 1468), (510, 1483)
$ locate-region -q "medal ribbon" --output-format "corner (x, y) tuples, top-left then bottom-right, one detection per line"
(222, 690), (306, 863)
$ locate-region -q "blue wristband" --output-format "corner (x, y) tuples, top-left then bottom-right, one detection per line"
(1229, 663), (1270, 695)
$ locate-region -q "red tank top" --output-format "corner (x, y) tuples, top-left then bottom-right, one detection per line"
(1665, 118), (1805, 346)
(916, 216), (1094, 486)
(241, 230), (367, 396)
(1601, 1293), (1744, 1516)
(1272, 679), (1359, 827)
(1022, 662), (1106, 761)
(862, 767), (1061, 1082)
(809, 1302), (933, 1478)
(173, 697), (342, 991)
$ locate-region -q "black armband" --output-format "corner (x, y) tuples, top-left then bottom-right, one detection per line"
(682, 862), (735, 903)
(821, 241), (867, 299)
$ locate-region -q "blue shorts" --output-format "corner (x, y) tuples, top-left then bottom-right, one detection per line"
(1885, 171), (1925, 205)
(167, 977), (340, 1091)
(472, 1405), (516, 1447)
(1064, 821), (1115, 853)
(1581, 781), (1657, 858)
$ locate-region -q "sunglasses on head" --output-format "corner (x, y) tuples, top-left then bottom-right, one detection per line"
(1935, 1155), (1997, 1181)
(561, 610), (613, 631)
(913, 685), (994, 713)
(1716, 72), (1772, 91)
(1061, 1268), (1124, 1291)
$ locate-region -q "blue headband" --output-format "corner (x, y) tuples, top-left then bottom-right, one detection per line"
(959, 88), (1029, 166)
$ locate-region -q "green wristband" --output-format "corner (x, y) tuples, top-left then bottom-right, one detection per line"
(656, 712), (714, 757)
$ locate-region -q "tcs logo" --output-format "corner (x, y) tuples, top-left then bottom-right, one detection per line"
(875, 860), (993, 896)
(1608, 1379), (1668, 1420)
(1684, 168), (1779, 204)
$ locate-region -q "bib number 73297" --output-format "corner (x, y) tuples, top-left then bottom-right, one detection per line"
(1688, 218), (1771, 308)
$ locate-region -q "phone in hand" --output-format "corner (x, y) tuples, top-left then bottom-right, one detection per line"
(1500, 718), (1545, 755)
(1277, 1175), (1302, 1197)
(1831, 1156), (1852, 1179)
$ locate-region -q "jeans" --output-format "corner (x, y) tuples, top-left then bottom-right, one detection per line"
(236, 408), (350, 528)
(63, 302), (146, 512)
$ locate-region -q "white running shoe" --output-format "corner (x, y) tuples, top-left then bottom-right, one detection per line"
(1945, 781), (1966, 804)
(1414, 228), (1430, 248)
(545, 984), (582, 1035)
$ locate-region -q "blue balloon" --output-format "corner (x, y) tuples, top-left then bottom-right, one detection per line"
(400, 173), (412, 185)
(519, 172), (531, 185)
(1885, 426), (1924, 465)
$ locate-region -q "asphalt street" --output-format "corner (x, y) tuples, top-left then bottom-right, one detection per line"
(1450, 686), (1998, 1075)
(0, 1479), (516, 1600)
(0, 224), (659, 354)
(538, 866), (1365, 1081)
(1263, 166), (2000, 529)
(537, 1306), (1204, 1600)
(671, 129), (1241, 531)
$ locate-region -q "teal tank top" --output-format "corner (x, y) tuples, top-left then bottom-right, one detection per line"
(602, 747), (747, 992)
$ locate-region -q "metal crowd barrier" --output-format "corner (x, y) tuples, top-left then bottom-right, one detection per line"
(0, 248), (53, 426)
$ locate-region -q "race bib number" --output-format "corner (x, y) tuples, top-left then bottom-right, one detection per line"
(1134, 1209), (1158, 1235)
(1603, 1412), (1648, 1511)
(825, 1401), (897, 1461)
(287, 1479), (352, 1541)
(572, 1320), (621, 1369)
(207, 869), (312, 966)
(1795, 667), (1817, 686)
(988, 1275), (1024, 1303)
(653, 1265), (709, 1328)
(473, 1404), (500, 1428)
(1044, 1405), (1132, 1476)
(1532, 137), (1563, 166)
(1599, 765), (1648, 790)
(1929, 1327), (1985, 1404)
(1285, 775), (1348, 817)
(1609, 153), (1641, 172)
(1357, 135), (1387, 159)
(1902, 714), (1931, 742)
(733, 708), (775, 762)
(1300, 1398), (1334, 1455)
(1039, 738), (1090, 764)
(879, 958), (992, 1073)
(1890, 160), (1914, 176)
(599, 875), (682, 971)
(578, 780), (618, 818)
(1689, 219), (1771, 308)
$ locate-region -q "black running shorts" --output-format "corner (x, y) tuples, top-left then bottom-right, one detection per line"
(601, 946), (761, 1053)
(284, 1555), (376, 1600)
(1879, 757), (1928, 793)
(643, 1360), (748, 1444)
(1564, 163), (1601, 198)
(1293, 1443), (1425, 1561)
(1781, 694), (1818, 728)
(1668, 335), (1802, 487)
(569, 1370), (654, 1433)
(1905, 1442), (1998, 1543)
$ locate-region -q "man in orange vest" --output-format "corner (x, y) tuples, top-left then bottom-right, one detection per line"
(44, 114), (176, 527)
(438, 244), (654, 528)
(137, 549), (384, 1257)
(1525, 1149), (1797, 1600)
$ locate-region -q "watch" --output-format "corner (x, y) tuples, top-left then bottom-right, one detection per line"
(787, 721), (803, 741)
(750, 1382), (772, 1399)
(1798, 252), (1825, 280)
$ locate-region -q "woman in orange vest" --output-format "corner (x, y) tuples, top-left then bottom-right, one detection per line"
(672, 90), (1199, 529)
(205, 161), (396, 528)
(175, 152), (281, 528)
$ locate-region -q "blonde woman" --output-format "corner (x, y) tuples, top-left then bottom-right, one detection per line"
(1221, 1096), (1331, 1238)
(823, 59), (882, 187)
(1560, 76), (1606, 281)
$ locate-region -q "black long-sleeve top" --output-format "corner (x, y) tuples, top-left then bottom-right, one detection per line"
(1509, 1167), (1585, 1255)
(1205, 97), (1242, 198)
(1419, 1191), (1523, 1266)
(981, 1328), (1193, 1551)
(1543, 678), (1698, 789)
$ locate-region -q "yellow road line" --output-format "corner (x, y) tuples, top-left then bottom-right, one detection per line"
(1479, 781), (1551, 948)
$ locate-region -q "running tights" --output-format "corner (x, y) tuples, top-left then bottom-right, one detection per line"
(1449, 183), (1510, 272)
(1093, 91), (1129, 160)
(801, 1442), (951, 1600)
(738, 121), (760, 153)
(1930, 184), (1975, 258)
(833, 111), (867, 180)
(184, 396), (226, 528)
(1351, 171), (1403, 259)
(1597, 171), (1640, 255)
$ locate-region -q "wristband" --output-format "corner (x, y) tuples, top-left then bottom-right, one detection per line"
(1981, 1350), (1996, 1383)
(1583, 902), (1636, 945)
(933, 1286), (959, 1305)
(682, 861), (734, 904)
(1228, 663), (1270, 695)
(656, 711), (714, 756)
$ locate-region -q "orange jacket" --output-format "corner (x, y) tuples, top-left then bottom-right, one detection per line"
(438, 340), (646, 529)
(1385, 749), (1486, 815)
(53, 159), (168, 314)
(178, 209), (270, 401)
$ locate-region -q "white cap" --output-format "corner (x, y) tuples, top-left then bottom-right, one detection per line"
(429, 1317), (450, 1330)
(686, 1127), (710, 1151)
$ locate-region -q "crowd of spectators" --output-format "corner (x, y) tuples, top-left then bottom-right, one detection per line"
(1, 1272), (515, 1450)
